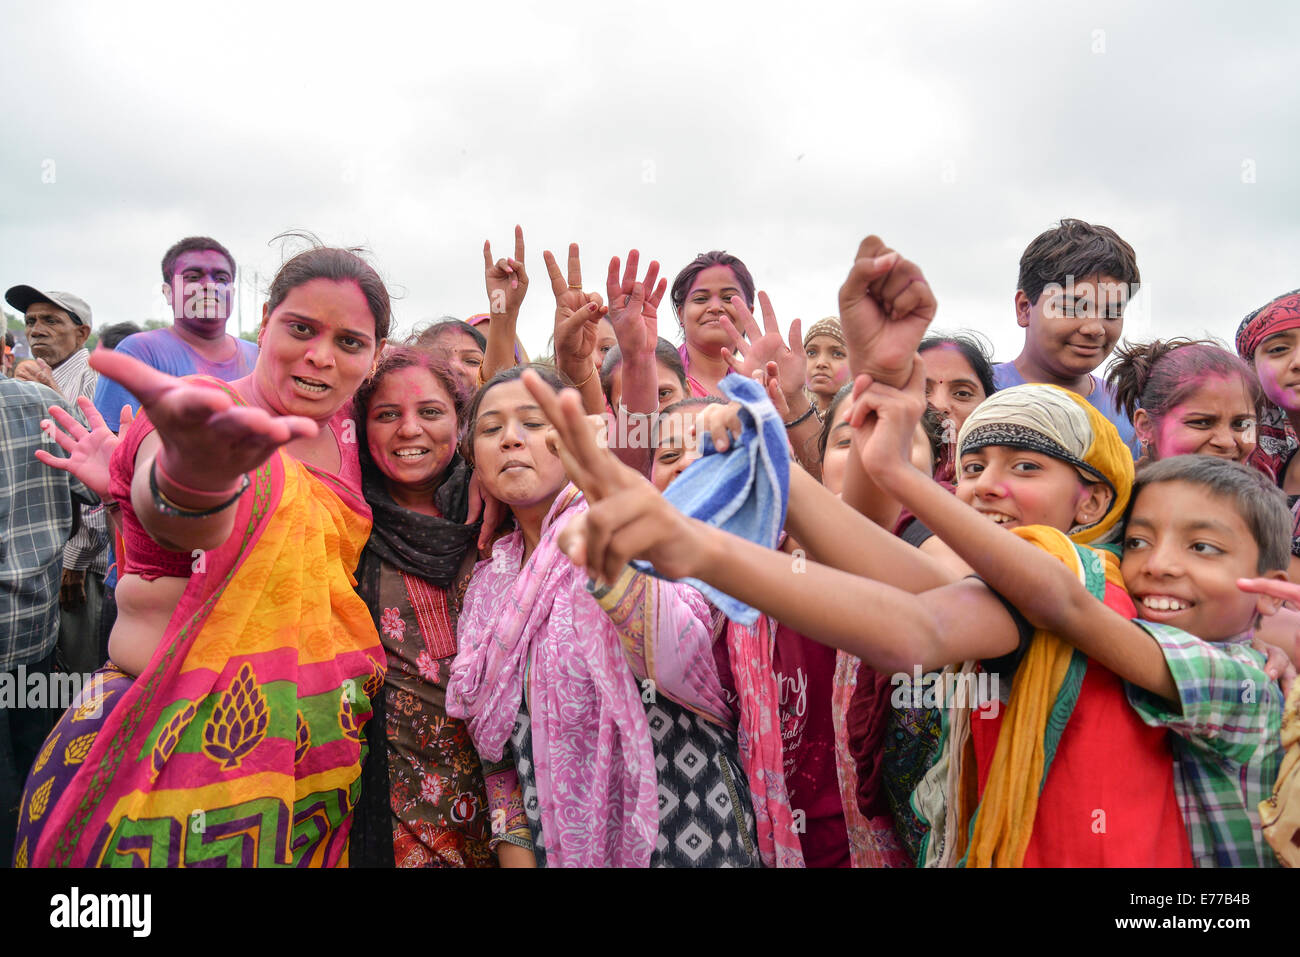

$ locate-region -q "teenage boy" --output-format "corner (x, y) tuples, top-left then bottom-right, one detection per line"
(91, 237), (257, 670)
(94, 236), (257, 425)
(994, 219), (1141, 457)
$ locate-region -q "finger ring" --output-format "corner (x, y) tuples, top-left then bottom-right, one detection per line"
(568, 284), (583, 290)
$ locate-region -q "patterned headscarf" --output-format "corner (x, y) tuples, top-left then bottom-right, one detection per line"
(1235, 290), (1300, 483)
(956, 383), (1134, 543)
(1235, 289), (1300, 362)
(802, 317), (844, 350)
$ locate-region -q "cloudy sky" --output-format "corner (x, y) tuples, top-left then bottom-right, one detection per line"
(2, 0), (1296, 362)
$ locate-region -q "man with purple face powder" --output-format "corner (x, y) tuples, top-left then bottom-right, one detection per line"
(91, 237), (258, 669)
(93, 236), (257, 426)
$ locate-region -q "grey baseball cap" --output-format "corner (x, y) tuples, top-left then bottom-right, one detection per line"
(5, 285), (93, 328)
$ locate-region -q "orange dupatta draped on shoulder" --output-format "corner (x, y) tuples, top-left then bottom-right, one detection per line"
(28, 380), (384, 867)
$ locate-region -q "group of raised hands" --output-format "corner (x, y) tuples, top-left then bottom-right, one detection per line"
(35, 228), (945, 569)
(521, 233), (943, 581)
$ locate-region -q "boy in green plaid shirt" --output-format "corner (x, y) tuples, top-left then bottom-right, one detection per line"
(1117, 457), (1288, 867)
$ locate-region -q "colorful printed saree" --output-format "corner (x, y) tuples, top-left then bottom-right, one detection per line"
(18, 381), (384, 868)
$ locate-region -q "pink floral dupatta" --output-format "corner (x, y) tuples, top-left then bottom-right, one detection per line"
(725, 614), (806, 868)
(447, 487), (659, 867)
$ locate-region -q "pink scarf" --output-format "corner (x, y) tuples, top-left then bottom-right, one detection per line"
(447, 487), (659, 867)
(677, 341), (715, 399)
(726, 615), (806, 868)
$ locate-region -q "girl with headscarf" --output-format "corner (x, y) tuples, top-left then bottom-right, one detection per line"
(1235, 290), (1300, 571)
(802, 317), (849, 418)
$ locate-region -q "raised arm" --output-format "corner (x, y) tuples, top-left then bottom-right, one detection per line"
(854, 359), (1180, 701)
(544, 243), (608, 414)
(836, 235), (938, 529)
(481, 225), (529, 380)
(715, 292), (822, 477)
(90, 348), (317, 555)
(521, 369), (1020, 674)
(687, 397), (957, 592)
(603, 249), (668, 475)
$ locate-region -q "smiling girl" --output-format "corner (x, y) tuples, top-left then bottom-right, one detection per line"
(670, 251), (757, 398)
(348, 347), (536, 868)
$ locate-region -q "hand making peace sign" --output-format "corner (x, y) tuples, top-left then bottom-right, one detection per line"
(543, 243), (608, 381)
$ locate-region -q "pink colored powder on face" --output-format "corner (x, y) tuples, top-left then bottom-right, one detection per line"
(1146, 374), (1257, 463)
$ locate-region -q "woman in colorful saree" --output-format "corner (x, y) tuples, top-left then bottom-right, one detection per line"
(15, 244), (389, 869)
(446, 364), (761, 867)
(346, 346), (533, 868)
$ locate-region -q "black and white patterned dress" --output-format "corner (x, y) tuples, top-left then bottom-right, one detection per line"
(510, 694), (760, 867)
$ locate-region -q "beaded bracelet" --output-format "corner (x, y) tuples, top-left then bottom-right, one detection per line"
(150, 460), (250, 519)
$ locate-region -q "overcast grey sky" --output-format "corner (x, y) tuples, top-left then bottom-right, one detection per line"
(2, 0), (1296, 361)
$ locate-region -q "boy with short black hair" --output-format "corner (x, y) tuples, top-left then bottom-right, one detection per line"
(1118, 454), (1289, 866)
(995, 218), (1142, 456)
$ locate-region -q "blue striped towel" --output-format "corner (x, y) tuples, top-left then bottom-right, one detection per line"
(631, 372), (790, 624)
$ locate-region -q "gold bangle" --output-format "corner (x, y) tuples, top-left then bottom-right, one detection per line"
(572, 364), (596, 389)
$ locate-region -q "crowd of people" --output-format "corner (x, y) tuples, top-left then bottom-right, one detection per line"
(2, 218), (1299, 868)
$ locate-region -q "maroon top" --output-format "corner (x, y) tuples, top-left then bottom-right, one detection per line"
(772, 623), (850, 867)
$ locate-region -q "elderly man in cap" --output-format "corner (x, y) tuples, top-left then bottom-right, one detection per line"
(4, 284), (106, 676)
(5, 286), (98, 403)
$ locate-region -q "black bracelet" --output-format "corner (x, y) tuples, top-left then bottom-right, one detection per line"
(784, 404), (816, 429)
(150, 460), (250, 519)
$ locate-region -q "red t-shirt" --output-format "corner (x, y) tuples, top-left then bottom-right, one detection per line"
(970, 582), (1193, 867)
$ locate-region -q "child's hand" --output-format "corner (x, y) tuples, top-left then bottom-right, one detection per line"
(693, 400), (744, 453)
(1237, 577), (1300, 605)
(523, 370), (638, 504)
(838, 236), (936, 387)
(847, 355), (928, 484)
(522, 369), (699, 584)
(568, 482), (702, 585)
(1250, 636), (1296, 697)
